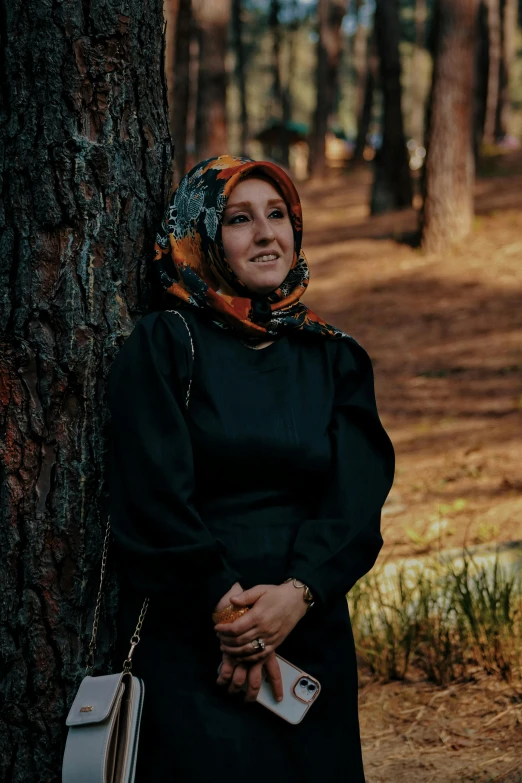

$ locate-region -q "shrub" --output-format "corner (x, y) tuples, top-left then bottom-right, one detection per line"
(348, 552), (522, 686)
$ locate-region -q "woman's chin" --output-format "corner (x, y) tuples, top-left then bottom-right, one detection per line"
(244, 268), (288, 295)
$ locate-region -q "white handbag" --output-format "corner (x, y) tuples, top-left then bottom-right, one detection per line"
(62, 516), (149, 783)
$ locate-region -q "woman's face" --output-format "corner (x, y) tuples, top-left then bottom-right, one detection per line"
(220, 177), (295, 295)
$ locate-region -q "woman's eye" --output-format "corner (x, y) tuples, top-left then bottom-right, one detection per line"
(269, 209), (285, 219)
(228, 214), (249, 224)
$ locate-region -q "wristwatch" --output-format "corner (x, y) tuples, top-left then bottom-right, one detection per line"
(283, 577), (315, 611)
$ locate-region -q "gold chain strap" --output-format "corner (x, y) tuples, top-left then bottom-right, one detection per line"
(122, 594), (150, 673)
(85, 515), (149, 675)
(165, 310), (195, 407)
(85, 516), (111, 673)
(85, 311), (194, 675)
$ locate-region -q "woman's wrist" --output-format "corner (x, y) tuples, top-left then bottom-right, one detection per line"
(281, 578), (315, 613)
(280, 581), (309, 618)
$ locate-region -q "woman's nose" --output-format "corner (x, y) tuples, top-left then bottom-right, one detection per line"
(253, 216), (276, 243)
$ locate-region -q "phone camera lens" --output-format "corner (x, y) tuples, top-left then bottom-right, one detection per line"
(299, 678), (308, 686)
(307, 684), (316, 691)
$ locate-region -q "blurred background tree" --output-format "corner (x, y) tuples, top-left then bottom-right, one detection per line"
(164, 0), (521, 244)
(421, 0), (479, 252)
(194, 0), (232, 160)
(232, 0), (250, 155)
(352, 2), (377, 163)
(309, 0), (347, 178)
(370, 0), (413, 213)
(496, 0), (518, 139)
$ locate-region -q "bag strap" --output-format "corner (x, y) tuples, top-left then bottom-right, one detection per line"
(164, 309), (195, 408)
(85, 516), (150, 675)
(86, 310), (195, 675)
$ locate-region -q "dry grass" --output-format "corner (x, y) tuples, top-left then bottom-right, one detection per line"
(359, 676), (522, 783)
(349, 554), (522, 685)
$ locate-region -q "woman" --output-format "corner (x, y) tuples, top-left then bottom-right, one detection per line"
(109, 155), (394, 782)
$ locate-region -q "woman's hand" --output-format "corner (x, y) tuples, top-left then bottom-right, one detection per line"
(213, 582), (308, 663)
(216, 651), (283, 703)
(243, 652), (283, 702)
(213, 581), (244, 613)
(216, 652), (250, 695)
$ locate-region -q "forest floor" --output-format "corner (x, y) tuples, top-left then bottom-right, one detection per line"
(300, 150), (522, 782)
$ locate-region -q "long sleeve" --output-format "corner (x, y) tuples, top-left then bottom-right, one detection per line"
(286, 339), (395, 607)
(108, 311), (242, 613)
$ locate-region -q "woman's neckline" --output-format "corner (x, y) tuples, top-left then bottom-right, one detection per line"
(240, 339), (276, 351)
(173, 309), (288, 362)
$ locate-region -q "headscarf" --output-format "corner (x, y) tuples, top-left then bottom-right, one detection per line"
(153, 155), (347, 340)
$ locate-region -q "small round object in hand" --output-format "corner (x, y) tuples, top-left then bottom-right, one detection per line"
(250, 638), (265, 651)
(211, 605), (250, 625)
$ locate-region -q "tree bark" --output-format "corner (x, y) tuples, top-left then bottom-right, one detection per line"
(164, 0), (179, 136)
(483, 0), (501, 144)
(232, 0), (249, 156)
(194, 0), (232, 160)
(370, 0), (413, 214)
(495, 0), (517, 138)
(422, 0), (479, 253)
(0, 2), (172, 780)
(310, 0), (347, 178)
(173, 0), (193, 180)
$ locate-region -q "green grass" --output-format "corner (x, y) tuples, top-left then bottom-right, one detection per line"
(349, 553), (522, 686)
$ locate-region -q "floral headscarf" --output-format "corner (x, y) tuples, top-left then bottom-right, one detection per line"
(153, 155), (346, 340)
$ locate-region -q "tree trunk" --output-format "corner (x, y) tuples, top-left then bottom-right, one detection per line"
(370, 0), (413, 214)
(194, 0), (232, 160)
(474, 1), (489, 152)
(495, 0), (517, 138)
(310, 0), (347, 178)
(353, 25), (377, 163)
(173, 0), (193, 181)
(185, 22), (201, 173)
(412, 0), (428, 145)
(269, 0), (283, 117)
(268, 0), (286, 162)
(422, 0), (479, 253)
(282, 0), (300, 165)
(483, 0), (501, 144)
(0, 2), (172, 780)
(232, 0), (249, 156)
(164, 0), (179, 136)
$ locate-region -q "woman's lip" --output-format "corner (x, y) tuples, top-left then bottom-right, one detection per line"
(250, 254), (280, 263)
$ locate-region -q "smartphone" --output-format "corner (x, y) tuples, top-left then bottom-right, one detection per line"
(217, 654), (321, 724)
(256, 653), (321, 724)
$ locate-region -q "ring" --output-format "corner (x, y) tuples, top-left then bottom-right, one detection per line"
(250, 638), (265, 651)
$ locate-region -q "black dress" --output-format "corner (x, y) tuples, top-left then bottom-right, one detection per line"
(108, 309), (394, 783)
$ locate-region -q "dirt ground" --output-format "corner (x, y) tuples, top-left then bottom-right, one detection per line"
(358, 674), (522, 783)
(299, 152), (522, 782)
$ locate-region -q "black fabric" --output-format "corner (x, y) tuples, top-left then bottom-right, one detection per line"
(108, 310), (394, 782)
(250, 295), (274, 324)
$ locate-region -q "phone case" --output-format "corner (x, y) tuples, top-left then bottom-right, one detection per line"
(255, 654), (321, 724)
